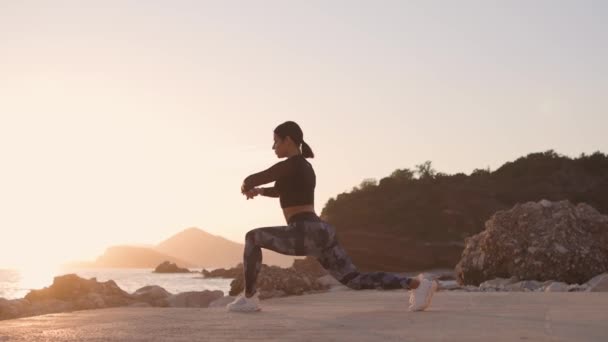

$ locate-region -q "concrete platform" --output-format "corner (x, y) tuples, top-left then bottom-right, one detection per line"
(1, 290), (607, 341)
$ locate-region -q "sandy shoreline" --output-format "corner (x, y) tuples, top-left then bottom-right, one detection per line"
(1, 290), (607, 341)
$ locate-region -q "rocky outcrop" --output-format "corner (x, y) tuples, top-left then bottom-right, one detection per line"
(153, 261), (191, 273)
(0, 274), (136, 320)
(585, 273), (608, 292)
(436, 276), (594, 293)
(0, 298), (23, 320)
(25, 273), (134, 307)
(0, 274), (227, 321)
(203, 257), (328, 281)
(455, 200), (608, 285)
(229, 264), (331, 299)
(134, 286), (225, 308)
(166, 290), (224, 307)
(292, 257), (328, 279)
(210, 258), (334, 300)
(202, 264), (243, 278)
(543, 282), (570, 292)
(132, 285), (172, 307)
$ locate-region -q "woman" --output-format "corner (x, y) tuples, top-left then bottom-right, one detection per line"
(226, 121), (437, 312)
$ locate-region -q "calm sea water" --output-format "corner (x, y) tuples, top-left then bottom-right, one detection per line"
(0, 267), (234, 300)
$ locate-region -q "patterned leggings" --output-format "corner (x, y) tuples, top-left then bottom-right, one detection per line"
(243, 212), (414, 297)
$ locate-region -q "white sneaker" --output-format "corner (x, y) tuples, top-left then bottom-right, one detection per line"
(226, 292), (261, 312)
(408, 275), (437, 312)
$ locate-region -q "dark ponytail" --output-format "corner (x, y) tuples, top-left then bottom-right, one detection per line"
(274, 120), (315, 159)
(301, 141), (314, 158)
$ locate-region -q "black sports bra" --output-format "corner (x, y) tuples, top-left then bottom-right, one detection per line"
(242, 154), (315, 208)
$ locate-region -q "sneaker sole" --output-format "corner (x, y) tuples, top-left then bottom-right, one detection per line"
(227, 306), (261, 312)
(422, 280), (438, 310)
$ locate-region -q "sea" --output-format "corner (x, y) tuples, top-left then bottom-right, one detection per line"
(0, 266), (234, 300)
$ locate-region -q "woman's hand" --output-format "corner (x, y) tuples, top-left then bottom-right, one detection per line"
(244, 187), (262, 200)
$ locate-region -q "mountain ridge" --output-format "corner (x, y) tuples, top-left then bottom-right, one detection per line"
(63, 227), (297, 269)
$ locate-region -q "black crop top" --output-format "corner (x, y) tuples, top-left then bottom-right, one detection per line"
(242, 154), (315, 208)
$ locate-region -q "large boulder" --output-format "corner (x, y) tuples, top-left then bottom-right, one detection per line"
(132, 285), (173, 307)
(25, 274), (134, 308)
(455, 200), (608, 285)
(229, 264), (330, 299)
(153, 261), (191, 273)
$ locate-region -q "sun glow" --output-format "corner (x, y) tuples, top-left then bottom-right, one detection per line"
(18, 263), (65, 293)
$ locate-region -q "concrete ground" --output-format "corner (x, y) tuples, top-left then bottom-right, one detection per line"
(1, 290), (607, 341)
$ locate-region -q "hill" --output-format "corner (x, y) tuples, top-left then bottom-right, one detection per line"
(155, 227), (297, 268)
(62, 245), (196, 268)
(320, 150), (608, 272)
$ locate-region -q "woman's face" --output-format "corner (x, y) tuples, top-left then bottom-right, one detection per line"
(272, 133), (288, 158)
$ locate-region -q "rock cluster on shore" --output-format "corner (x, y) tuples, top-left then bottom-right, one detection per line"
(0, 274), (224, 321)
(153, 261), (191, 273)
(455, 199), (608, 286)
(229, 257), (331, 299)
(0, 257), (337, 321)
(292, 256), (329, 278)
(201, 264), (243, 278)
(437, 273), (608, 293)
(201, 257), (333, 299)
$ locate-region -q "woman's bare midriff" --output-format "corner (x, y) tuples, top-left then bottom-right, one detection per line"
(283, 204), (316, 223)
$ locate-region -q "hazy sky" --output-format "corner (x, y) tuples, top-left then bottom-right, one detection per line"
(1, 1), (606, 269)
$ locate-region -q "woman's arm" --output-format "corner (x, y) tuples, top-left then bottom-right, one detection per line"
(242, 160), (289, 193)
(259, 187), (280, 197)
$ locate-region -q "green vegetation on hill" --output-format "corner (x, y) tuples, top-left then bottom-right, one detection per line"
(319, 150), (608, 272)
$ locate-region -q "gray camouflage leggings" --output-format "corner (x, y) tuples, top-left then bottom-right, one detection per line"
(243, 212), (414, 297)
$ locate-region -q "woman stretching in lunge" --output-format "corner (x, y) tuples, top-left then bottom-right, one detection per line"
(226, 121), (437, 312)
